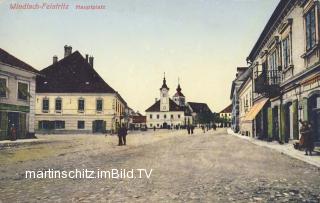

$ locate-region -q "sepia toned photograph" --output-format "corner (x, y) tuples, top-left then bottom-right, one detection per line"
(0, 0), (320, 202)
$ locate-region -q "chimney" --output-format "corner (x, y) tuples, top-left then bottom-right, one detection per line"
(53, 55), (58, 64)
(89, 56), (94, 68)
(85, 54), (89, 63)
(64, 45), (72, 58)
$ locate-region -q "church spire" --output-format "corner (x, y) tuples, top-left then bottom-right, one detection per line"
(176, 77), (182, 92)
(160, 72), (169, 90)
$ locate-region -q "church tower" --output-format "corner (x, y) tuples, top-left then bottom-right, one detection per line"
(173, 78), (185, 107)
(160, 74), (170, 112)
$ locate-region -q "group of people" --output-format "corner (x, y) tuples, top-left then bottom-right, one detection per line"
(299, 120), (314, 156)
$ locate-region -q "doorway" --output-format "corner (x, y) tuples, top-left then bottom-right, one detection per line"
(7, 112), (19, 139)
(93, 120), (104, 133)
(309, 94), (320, 142)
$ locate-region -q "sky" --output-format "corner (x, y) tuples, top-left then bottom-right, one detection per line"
(0, 0), (279, 113)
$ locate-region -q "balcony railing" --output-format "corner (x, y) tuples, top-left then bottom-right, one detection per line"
(254, 69), (281, 97)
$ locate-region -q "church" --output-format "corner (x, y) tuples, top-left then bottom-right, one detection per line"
(145, 76), (193, 129)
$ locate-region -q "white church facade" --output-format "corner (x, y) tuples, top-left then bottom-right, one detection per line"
(145, 76), (193, 129)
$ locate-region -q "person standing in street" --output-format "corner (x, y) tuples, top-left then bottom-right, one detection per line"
(122, 124), (128, 145)
(10, 124), (17, 141)
(187, 125), (191, 134)
(300, 121), (314, 155)
(117, 124), (128, 146)
(191, 125), (194, 134)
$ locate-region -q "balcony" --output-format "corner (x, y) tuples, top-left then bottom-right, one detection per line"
(254, 69), (281, 97)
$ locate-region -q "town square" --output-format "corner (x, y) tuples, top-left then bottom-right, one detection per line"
(1, 0), (320, 202)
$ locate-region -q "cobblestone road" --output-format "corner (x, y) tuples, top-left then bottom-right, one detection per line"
(0, 129), (319, 202)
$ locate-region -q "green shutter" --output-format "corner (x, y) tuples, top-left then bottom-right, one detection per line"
(0, 112), (8, 140)
(18, 113), (27, 139)
(280, 105), (286, 143)
(303, 98), (309, 122)
(292, 100), (299, 140)
(268, 107), (273, 139)
(103, 121), (106, 133)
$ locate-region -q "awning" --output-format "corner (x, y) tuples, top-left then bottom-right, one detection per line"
(244, 98), (269, 121)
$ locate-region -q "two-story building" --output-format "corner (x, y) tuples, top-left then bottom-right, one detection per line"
(246, 0), (320, 143)
(35, 46), (127, 134)
(145, 76), (190, 129)
(230, 67), (250, 133)
(0, 48), (39, 140)
(237, 70), (253, 137)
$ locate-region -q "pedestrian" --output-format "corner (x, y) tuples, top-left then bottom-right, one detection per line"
(202, 125), (205, 133)
(300, 121), (314, 155)
(118, 124), (128, 146)
(10, 124), (17, 141)
(213, 123), (217, 131)
(191, 125), (194, 134)
(187, 125), (191, 134)
(122, 124), (128, 145)
(153, 126), (156, 131)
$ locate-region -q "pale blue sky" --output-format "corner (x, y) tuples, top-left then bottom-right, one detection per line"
(0, 0), (279, 112)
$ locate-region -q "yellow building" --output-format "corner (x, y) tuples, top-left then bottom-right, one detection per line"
(35, 46), (127, 134)
(238, 74), (253, 137)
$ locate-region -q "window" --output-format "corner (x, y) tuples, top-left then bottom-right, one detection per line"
(18, 82), (29, 100)
(39, 121), (50, 129)
(306, 7), (316, 51)
(171, 115), (174, 119)
(38, 121), (65, 130)
(282, 36), (291, 69)
(42, 98), (49, 113)
(150, 114), (153, 119)
(157, 114), (159, 119)
(178, 114), (181, 119)
(150, 124), (153, 127)
(164, 114), (167, 119)
(78, 99), (85, 111)
(78, 121), (85, 129)
(268, 50), (277, 71)
(96, 99), (103, 111)
(55, 98), (62, 111)
(55, 121), (65, 129)
(0, 78), (7, 97)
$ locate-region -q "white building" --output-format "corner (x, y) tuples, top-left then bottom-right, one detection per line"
(145, 76), (192, 129)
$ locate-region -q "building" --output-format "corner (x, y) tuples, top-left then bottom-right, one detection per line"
(187, 102), (213, 125)
(245, 0), (320, 143)
(218, 104), (232, 127)
(0, 48), (39, 140)
(145, 76), (192, 129)
(237, 73), (253, 137)
(230, 67), (250, 132)
(35, 46), (127, 134)
(131, 113), (147, 130)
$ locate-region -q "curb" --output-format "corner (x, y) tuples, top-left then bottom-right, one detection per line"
(227, 128), (320, 168)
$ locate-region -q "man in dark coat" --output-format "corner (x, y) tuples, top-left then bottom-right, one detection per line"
(118, 124), (128, 146)
(187, 125), (191, 134)
(300, 121), (314, 155)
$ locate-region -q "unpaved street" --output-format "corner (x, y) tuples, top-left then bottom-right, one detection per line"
(0, 129), (320, 202)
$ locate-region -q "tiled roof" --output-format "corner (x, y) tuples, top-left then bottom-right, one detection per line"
(36, 51), (116, 93)
(219, 104), (232, 113)
(0, 48), (39, 74)
(145, 99), (185, 112)
(187, 102), (212, 114)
